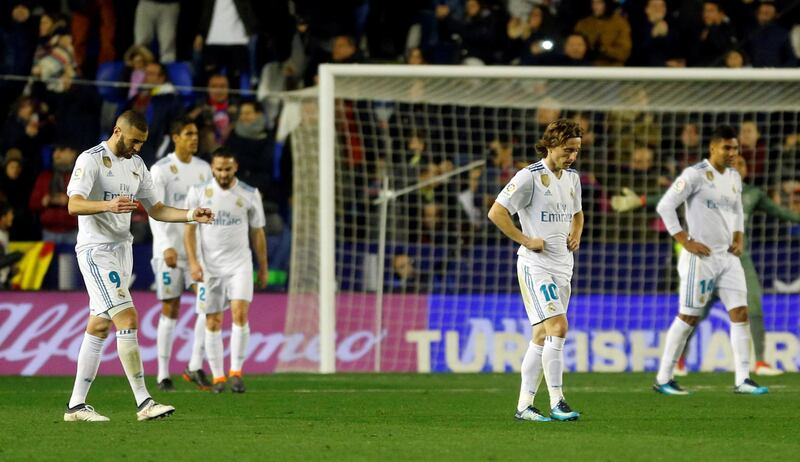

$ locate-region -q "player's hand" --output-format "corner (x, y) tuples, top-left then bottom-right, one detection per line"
(106, 195), (138, 213)
(683, 240), (712, 257)
(163, 248), (178, 268)
(524, 237), (544, 252)
(257, 267), (268, 289)
(728, 240), (743, 257)
(567, 233), (580, 252)
(610, 188), (643, 213)
(193, 208), (215, 224)
(190, 262), (204, 282)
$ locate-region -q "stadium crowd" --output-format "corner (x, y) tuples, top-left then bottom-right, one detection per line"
(0, 0), (799, 290)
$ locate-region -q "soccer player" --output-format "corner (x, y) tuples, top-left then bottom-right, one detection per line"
(184, 147), (268, 394)
(612, 153), (794, 376)
(64, 111), (214, 422)
(653, 125), (768, 395)
(150, 117), (213, 391)
(488, 119), (583, 422)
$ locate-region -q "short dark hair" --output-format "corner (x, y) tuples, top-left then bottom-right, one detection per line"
(117, 110), (149, 132)
(535, 119), (583, 157)
(211, 146), (237, 162)
(170, 116), (197, 136)
(239, 100), (264, 113)
(710, 125), (737, 143)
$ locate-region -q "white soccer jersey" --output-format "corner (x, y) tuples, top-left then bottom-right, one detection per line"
(185, 177), (266, 277)
(67, 142), (157, 252)
(656, 159), (744, 254)
(149, 153), (212, 259)
(496, 159), (582, 277)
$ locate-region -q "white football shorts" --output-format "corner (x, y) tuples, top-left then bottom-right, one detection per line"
(150, 258), (192, 301)
(195, 266), (254, 314)
(678, 250), (747, 316)
(77, 242), (134, 319)
(517, 258), (571, 326)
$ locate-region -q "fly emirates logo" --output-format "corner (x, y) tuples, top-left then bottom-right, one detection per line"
(540, 203), (572, 223)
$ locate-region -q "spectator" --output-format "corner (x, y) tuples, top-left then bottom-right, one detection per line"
(739, 120), (768, 185)
(122, 44), (156, 100)
(0, 201), (21, 288)
(629, 0), (680, 66)
(30, 11), (76, 95)
(533, 33), (590, 65)
(0, 2), (38, 115)
(70, 0), (116, 76)
(195, 0), (259, 88)
(134, 0), (180, 63)
(28, 144), (78, 243)
(746, 1), (797, 68)
(438, 0), (507, 64)
(667, 121), (703, 174)
(723, 48), (749, 68)
(509, 5), (561, 64)
(405, 46), (427, 64)
(687, 0), (737, 66)
(0, 96), (48, 176)
(226, 101), (271, 192)
(304, 35), (363, 86)
(0, 149), (36, 240)
(388, 253), (429, 292)
(190, 73), (238, 153)
(574, 0), (632, 66)
(124, 62), (184, 164)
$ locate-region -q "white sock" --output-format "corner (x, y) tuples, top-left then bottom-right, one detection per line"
(517, 342), (544, 412)
(229, 323), (250, 373)
(68, 333), (105, 408)
(656, 317), (694, 385)
(205, 329), (225, 380)
(188, 314), (206, 371)
(543, 336), (566, 409)
(730, 321), (752, 386)
(156, 315), (177, 382)
(116, 329), (150, 406)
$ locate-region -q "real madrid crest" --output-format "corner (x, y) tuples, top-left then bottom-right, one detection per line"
(236, 197), (244, 208)
(205, 187), (214, 198)
(705, 171), (714, 181)
(170, 164), (178, 174)
(570, 188), (575, 199)
(200, 174), (205, 182)
(541, 174), (550, 187)
(102, 156), (112, 168)
(546, 302), (557, 313)
(699, 295), (706, 304)
(117, 288), (126, 299)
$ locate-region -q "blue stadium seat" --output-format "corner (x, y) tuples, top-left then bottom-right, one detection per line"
(165, 61), (195, 106)
(95, 61), (124, 103)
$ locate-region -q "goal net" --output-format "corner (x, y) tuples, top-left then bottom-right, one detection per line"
(278, 66), (800, 374)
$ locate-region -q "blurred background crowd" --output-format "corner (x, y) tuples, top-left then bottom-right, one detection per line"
(0, 0), (799, 291)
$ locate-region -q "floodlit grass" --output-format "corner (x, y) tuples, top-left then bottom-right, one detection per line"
(0, 373), (797, 461)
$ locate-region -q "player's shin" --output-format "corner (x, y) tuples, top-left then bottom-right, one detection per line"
(68, 333), (105, 408)
(518, 341), (544, 412)
(229, 323), (250, 375)
(156, 315), (177, 382)
(188, 313), (206, 371)
(730, 322), (752, 385)
(205, 329), (225, 381)
(656, 317), (694, 384)
(543, 336), (566, 409)
(117, 329), (151, 406)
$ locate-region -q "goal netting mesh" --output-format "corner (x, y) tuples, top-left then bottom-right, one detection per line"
(278, 68), (800, 373)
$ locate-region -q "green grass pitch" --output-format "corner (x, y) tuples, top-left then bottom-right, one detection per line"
(0, 373), (797, 461)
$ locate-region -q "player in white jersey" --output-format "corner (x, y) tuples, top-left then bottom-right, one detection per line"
(149, 117), (214, 392)
(63, 111), (214, 422)
(654, 125), (768, 396)
(488, 119), (584, 422)
(184, 147), (268, 394)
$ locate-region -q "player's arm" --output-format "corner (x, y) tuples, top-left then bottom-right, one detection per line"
(488, 202), (543, 251)
(147, 201), (214, 223)
(655, 171), (711, 256)
(250, 227), (268, 289)
(757, 190), (800, 223)
(184, 223), (203, 282)
(568, 210), (583, 252)
(68, 194), (139, 215)
(728, 176), (746, 256)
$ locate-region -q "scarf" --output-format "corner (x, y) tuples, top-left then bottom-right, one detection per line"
(234, 114), (267, 140)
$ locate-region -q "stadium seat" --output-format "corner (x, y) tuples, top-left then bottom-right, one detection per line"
(165, 61), (195, 106)
(95, 61), (124, 103)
